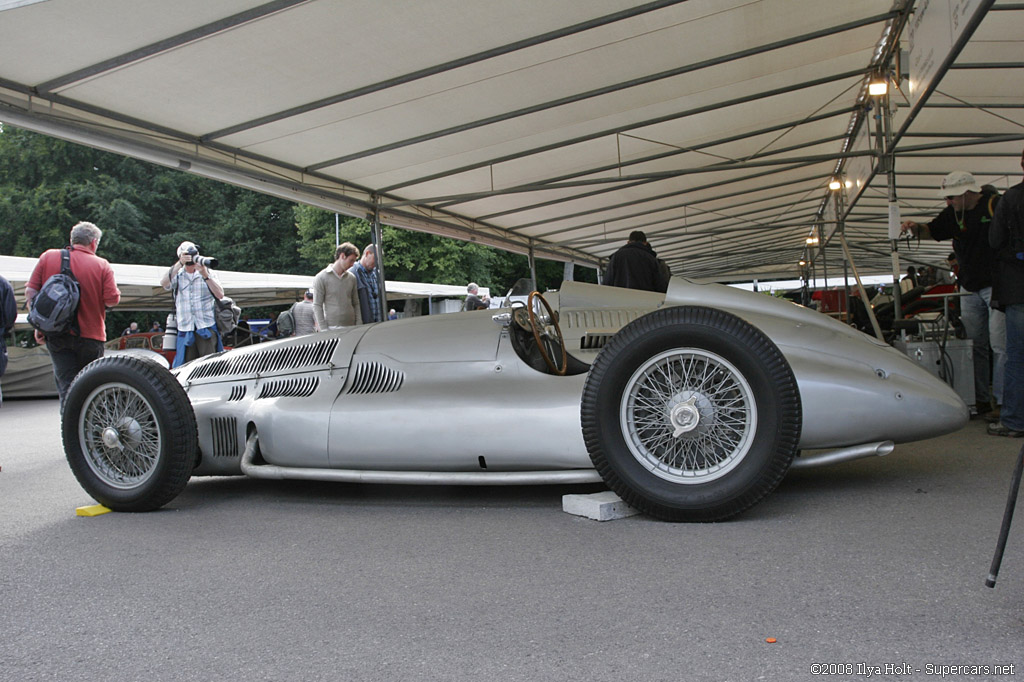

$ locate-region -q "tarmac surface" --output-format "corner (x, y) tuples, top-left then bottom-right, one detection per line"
(1, 397), (1022, 681)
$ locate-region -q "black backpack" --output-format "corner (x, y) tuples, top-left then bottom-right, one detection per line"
(28, 249), (80, 335)
(276, 306), (296, 338)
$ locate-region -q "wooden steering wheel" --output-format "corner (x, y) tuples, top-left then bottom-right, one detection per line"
(527, 291), (567, 376)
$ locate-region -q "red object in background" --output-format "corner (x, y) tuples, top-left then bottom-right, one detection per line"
(104, 332), (176, 363)
(817, 289), (847, 316)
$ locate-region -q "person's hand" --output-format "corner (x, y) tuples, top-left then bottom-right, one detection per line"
(179, 252), (193, 266)
(195, 262), (209, 278)
(34, 329), (45, 345)
(900, 220), (919, 236)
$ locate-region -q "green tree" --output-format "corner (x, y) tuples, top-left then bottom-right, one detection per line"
(2, 124), (596, 295)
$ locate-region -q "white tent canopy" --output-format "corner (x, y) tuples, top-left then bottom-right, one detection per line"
(0, 255), (486, 311)
(0, 0), (1021, 282)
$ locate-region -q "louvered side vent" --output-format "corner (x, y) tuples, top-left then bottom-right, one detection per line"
(345, 362), (405, 394)
(257, 377), (320, 399)
(210, 417), (239, 458)
(188, 338), (339, 381)
(227, 385), (247, 401)
(580, 333), (613, 350)
(560, 309), (647, 330)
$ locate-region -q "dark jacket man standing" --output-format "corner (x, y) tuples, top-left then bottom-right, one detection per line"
(0, 274), (15, 407)
(604, 230), (662, 292)
(901, 171), (1005, 419)
(989, 149), (1024, 437)
(348, 244), (381, 324)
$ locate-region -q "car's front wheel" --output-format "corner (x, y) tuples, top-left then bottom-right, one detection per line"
(581, 306), (801, 521)
(62, 356), (196, 511)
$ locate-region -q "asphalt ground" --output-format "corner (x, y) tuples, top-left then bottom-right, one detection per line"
(1, 398), (1021, 682)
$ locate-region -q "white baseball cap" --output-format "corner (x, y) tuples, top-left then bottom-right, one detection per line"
(938, 171), (982, 197)
(176, 241), (196, 257)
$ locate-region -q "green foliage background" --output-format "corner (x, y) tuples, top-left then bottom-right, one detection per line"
(1, 125), (596, 334)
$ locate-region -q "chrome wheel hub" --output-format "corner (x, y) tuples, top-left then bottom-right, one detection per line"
(668, 394), (701, 436)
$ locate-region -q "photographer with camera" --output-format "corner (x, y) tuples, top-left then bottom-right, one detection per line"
(160, 240), (224, 367)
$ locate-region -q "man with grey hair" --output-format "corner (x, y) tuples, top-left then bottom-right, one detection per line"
(465, 283), (489, 311)
(348, 244), (381, 324)
(26, 221), (121, 408)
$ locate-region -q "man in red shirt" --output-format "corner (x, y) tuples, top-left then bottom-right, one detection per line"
(26, 221), (121, 408)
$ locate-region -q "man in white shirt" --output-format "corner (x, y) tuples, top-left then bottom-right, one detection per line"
(160, 240), (224, 367)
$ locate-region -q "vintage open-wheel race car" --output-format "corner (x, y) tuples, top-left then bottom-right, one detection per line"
(60, 277), (968, 521)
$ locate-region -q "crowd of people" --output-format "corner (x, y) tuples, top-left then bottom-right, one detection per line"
(7, 233), (499, 407)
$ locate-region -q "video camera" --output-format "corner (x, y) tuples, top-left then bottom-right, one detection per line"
(184, 245), (219, 269)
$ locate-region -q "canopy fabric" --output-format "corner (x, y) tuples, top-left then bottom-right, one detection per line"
(0, 255), (486, 311)
(0, 0), (1021, 282)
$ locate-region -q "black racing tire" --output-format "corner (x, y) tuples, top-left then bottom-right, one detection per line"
(62, 355), (197, 511)
(581, 306), (801, 521)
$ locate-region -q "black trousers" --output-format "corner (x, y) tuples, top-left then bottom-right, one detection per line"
(47, 334), (104, 410)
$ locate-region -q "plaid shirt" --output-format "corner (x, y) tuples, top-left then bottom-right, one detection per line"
(170, 268), (219, 331)
(349, 261), (381, 323)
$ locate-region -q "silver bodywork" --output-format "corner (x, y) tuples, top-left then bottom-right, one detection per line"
(174, 278), (967, 479)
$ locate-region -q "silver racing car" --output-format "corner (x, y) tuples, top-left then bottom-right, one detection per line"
(62, 277), (968, 521)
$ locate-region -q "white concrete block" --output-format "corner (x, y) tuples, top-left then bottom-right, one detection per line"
(562, 491), (640, 521)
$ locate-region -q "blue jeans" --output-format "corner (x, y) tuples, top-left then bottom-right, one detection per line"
(960, 287), (1006, 407)
(1001, 303), (1024, 430)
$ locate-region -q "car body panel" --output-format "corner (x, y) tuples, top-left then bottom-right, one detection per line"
(174, 278), (968, 478)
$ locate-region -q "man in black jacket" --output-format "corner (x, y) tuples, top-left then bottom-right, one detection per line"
(901, 171), (1005, 420)
(604, 231), (662, 292)
(0, 274), (15, 407)
(989, 149), (1024, 436)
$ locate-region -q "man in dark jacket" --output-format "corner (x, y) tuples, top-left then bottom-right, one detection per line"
(901, 171), (1005, 420)
(0, 274), (16, 407)
(348, 244), (381, 324)
(604, 231), (662, 292)
(989, 149), (1024, 437)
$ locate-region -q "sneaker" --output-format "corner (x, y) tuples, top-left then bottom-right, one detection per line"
(987, 421), (1024, 438)
(984, 406), (1002, 424)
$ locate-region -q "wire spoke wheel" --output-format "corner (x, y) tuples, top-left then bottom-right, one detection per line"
(621, 349), (755, 484)
(581, 306), (801, 521)
(79, 383), (162, 489)
(63, 356), (197, 511)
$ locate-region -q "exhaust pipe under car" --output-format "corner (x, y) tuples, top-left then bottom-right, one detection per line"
(789, 441), (894, 469)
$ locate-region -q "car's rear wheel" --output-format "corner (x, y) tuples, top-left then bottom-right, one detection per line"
(581, 306), (801, 521)
(62, 356), (196, 511)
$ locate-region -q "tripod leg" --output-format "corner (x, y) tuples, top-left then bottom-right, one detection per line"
(986, 442), (1024, 588)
